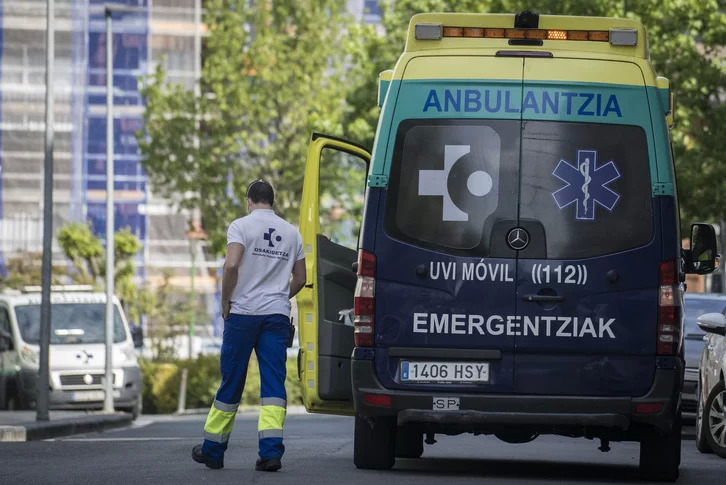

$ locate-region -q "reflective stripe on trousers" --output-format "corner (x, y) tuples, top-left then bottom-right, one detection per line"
(203, 399), (239, 444)
(258, 398), (286, 440)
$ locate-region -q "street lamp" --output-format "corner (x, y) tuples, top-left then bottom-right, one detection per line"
(37, 0), (54, 422)
(185, 222), (207, 359)
(102, 2), (147, 414)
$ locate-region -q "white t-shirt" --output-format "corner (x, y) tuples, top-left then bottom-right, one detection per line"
(227, 209), (305, 316)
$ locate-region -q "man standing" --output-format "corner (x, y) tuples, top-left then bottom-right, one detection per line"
(192, 180), (306, 472)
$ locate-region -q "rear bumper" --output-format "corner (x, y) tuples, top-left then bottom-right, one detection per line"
(352, 357), (681, 437)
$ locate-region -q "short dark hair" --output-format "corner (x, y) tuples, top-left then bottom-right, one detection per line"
(246, 179), (274, 205)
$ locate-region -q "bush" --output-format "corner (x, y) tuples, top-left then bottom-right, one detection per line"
(140, 353), (303, 414)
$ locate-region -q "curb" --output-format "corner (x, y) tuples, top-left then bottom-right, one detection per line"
(0, 412), (133, 442)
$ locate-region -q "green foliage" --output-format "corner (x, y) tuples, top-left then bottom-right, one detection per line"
(346, 0), (726, 231)
(0, 252), (67, 290)
(56, 223), (150, 324)
(56, 223), (103, 284)
(139, 355), (302, 414)
(113, 228), (145, 323)
(140, 0), (355, 253)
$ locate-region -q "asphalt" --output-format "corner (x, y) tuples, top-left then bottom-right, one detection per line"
(0, 405), (695, 443)
(0, 410), (133, 442)
(0, 405), (311, 442)
(2, 414), (724, 485)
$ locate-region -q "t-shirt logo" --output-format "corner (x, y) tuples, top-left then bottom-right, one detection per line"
(264, 227), (282, 248)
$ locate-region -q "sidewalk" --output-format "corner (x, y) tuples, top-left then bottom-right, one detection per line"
(0, 410), (133, 442)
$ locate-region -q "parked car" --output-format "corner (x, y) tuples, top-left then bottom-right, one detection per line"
(683, 294), (726, 418)
(695, 310), (726, 457)
(0, 288), (143, 418)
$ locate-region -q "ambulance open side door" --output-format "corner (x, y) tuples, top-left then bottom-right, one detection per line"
(297, 133), (370, 415)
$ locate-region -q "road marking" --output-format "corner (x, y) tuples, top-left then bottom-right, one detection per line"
(50, 437), (193, 442)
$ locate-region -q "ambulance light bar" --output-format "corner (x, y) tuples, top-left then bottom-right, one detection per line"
(415, 24), (637, 46)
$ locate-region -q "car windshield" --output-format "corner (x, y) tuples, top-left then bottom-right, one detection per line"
(683, 297), (726, 336)
(15, 303), (127, 345)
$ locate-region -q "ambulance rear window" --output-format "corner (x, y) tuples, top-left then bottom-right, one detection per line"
(519, 121), (653, 259)
(385, 119), (653, 259)
(385, 119), (521, 256)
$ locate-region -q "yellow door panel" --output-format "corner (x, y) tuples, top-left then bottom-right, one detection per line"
(297, 133), (370, 415)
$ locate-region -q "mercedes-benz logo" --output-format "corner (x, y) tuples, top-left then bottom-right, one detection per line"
(507, 227), (530, 251)
(83, 373), (94, 385)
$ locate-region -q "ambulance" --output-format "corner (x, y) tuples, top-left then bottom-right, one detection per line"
(296, 11), (718, 481)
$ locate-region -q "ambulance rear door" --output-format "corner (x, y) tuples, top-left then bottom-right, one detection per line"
(514, 57), (660, 396)
(372, 55), (525, 394)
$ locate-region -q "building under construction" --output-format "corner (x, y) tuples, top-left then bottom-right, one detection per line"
(0, 0), (384, 346)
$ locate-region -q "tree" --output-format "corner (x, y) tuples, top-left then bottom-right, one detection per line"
(344, 0), (726, 231)
(57, 223), (147, 324)
(139, 0), (357, 252)
(56, 222), (103, 284)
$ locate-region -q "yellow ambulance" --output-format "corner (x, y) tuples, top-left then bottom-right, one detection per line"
(297, 11), (718, 482)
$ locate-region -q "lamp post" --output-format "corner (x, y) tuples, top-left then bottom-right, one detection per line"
(102, 2), (148, 413)
(186, 222), (207, 359)
(37, 0), (54, 422)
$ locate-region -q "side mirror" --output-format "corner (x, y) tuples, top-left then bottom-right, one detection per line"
(697, 313), (726, 336)
(684, 223), (718, 274)
(0, 330), (13, 352)
(130, 326), (144, 348)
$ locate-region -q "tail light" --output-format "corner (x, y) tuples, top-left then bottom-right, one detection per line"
(354, 249), (376, 347)
(363, 393), (392, 407)
(657, 260), (681, 356)
(635, 402), (664, 414)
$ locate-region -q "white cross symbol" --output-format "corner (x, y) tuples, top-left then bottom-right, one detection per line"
(418, 145), (492, 222)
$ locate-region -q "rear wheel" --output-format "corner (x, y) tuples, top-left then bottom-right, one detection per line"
(704, 380), (726, 458)
(395, 426), (423, 459)
(696, 380), (712, 453)
(354, 414), (396, 470)
(639, 411), (681, 482)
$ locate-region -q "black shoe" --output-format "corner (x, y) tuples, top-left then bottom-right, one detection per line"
(255, 457), (282, 472)
(192, 444), (224, 469)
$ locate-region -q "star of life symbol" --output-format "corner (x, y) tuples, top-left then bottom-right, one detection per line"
(263, 228), (282, 248)
(418, 145), (493, 222)
(552, 149), (621, 221)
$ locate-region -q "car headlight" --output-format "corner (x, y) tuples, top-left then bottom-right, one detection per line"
(20, 345), (40, 365)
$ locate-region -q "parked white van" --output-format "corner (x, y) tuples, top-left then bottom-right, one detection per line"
(0, 288), (142, 418)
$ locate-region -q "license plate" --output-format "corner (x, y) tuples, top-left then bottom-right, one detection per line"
(401, 361), (489, 383)
(433, 397), (460, 410)
(71, 391), (105, 402)
(71, 390), (120, 402)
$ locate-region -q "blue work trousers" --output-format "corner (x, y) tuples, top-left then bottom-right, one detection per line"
(201, 313), (289, 463)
